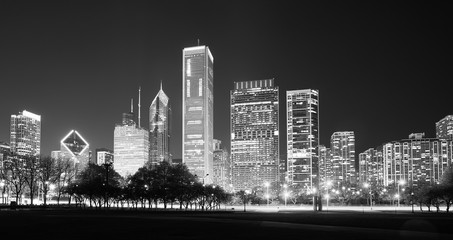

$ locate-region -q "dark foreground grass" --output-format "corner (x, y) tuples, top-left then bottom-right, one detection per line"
(1, 208), (452, 240)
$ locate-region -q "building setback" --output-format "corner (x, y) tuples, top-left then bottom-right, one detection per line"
(182, 45), (214, 184)
(231, 79), (279, 191)
(286, 89), (319, 191)
(10, 110), (41, 156)
(436, 115), (453, 140)
(149, 83), (172, 166)
(114, 94), (149, 178)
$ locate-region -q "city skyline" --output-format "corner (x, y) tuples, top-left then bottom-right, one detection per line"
(0, 2), (451, 161)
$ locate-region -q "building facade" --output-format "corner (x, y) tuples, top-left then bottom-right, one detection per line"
(330, 131), (356, 184)
(358, 148), (384, 187)
(231, 79), (279, 191)
(286, 89), (319, 191)
(60, 130), (90, 173)
(182, 45), (214, 183)
(10, 110), (41, 156)
(212, 139), (232, 191)
(381, 133), (452, 187)
(149, 83), (172, 166)
(114, 111), (149, 178)
(96, 148), (114, 165)
(436, 115), (453, 140)
(318, 145), (332, 186)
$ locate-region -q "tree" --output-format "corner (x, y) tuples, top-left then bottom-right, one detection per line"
(55, 157), (75, 204)
(439, 166), (453, 212)
(38, 156), (58, 205)
(236, 190), (251, 212)
(2, 155), (27, 204)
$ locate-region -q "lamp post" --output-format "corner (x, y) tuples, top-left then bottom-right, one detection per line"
(325, 193), (330, 211)
(283, 184), (288, 207)
(411, 192), (414, 213)
(363, 183), (372, 208)
(397, 179), (405, 207)
(264, 182), (270, 206)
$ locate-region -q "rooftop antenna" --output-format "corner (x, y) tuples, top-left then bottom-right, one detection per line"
(138, 86), (141, 128)
(197, 38), (200, 46)
(130, 98), (134, 113)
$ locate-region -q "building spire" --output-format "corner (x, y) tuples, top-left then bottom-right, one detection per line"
(130, 98), (134, 113)
(138, 86), (141, 128)
(160, 80), (163, 91)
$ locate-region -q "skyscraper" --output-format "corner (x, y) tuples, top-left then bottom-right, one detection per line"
(331, 131), (356, 184)
(60, 130), (90, 172)
(182, 45), (214, 183)
(213, 139), (232, 191)
(114, 90), (149, 178)
(318, 145), (332, 186)
(436, 115), (453, 140)
(149, 83), (171, 166)
(231, 79), (279, 191)
(286, 89), (319, 191)
(10, 110), (41, 156)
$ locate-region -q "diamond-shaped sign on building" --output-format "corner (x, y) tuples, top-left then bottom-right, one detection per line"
(60, 130), (90, 172)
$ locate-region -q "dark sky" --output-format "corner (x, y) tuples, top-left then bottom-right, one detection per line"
(0, 1), (451, 160)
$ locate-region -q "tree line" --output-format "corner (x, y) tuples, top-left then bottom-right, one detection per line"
(0, 153), (232, 210)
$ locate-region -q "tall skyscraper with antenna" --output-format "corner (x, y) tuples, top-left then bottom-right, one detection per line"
(149, 82), (172, 166)
(114, 87), (149, 177)
(182, 45), (214, 183)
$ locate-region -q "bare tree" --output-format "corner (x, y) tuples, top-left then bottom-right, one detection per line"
(23, 155), (40, 205)
(55, 157), (75, 204)
(2, 155), (27, 204)
(38, 156), (57, 205)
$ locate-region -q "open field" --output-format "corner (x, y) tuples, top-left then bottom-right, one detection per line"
(1, 205), (452, 240)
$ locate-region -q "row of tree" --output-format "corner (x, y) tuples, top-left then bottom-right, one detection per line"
(66, 161), (231, 210)
(0, 154), (74, 205)
(0, 153), (233, 210)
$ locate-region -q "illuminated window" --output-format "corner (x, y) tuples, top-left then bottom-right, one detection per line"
(186, 59), (191, 77)
(187, 80), (190, 97)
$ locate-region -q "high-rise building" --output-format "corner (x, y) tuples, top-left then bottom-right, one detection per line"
(60, 130), (90, 173)
(231, 79), (279, 191)
(149, 83), (172, 166)
(114, 91), (149, 178)
(10, 110), (41, 156)
(318, 145), (332, 186)
(0, 142), (10, 163)
(286, 89), (319, 191)
(331, 131), (356, 184)
(95, 148), (114, 165)
(436, 115), (453, 140)
(381, 133), (452, 186)
(358, 148), (384, 187)
(182, 45), (214, 183)
(213, 139), (232, 191)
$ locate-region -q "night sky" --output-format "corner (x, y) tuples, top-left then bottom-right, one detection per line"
(0, 1), (451, 161)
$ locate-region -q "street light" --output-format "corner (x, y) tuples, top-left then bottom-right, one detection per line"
(283, 184), (288, 207)
(397, 179), (406, 207)
(363, 183), (372, 208)
(264, 182), (270, 206)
